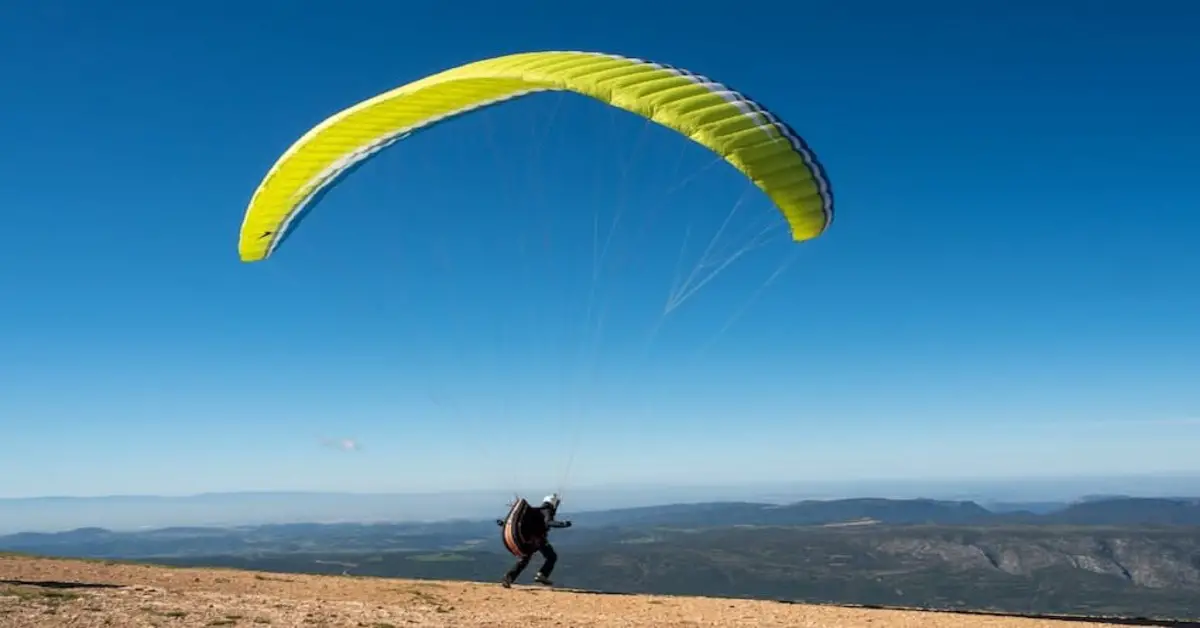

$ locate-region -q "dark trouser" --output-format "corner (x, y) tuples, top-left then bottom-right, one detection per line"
(505, 542), (557, 581)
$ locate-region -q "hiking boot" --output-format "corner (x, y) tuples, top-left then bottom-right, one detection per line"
(534, 573), (553, 586)
(501, 574), (514, 588)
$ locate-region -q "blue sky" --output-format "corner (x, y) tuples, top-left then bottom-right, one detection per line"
(1, 1), (1197, 500)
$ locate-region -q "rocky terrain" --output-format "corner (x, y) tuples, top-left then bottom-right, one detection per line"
(0, 554), (1191, 628)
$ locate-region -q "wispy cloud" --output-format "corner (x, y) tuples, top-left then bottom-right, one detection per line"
(320, 438), (362, 452)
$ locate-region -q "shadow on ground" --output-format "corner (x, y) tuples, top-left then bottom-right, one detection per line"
(0, 579), (124, 590)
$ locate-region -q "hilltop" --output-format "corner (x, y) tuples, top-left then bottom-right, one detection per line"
(0, 554), (1192, 628)
(4, 498), (1200, 621)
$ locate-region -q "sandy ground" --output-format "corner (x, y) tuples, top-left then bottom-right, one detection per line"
(0, 554), (1184, 627)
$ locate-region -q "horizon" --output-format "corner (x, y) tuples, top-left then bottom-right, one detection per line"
(2, 2), (1197, 499)
(7, 469), (1200, 500)
(2, 472), (1199, 534)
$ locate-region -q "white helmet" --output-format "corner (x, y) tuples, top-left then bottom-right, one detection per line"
(543, 494), (561, 510)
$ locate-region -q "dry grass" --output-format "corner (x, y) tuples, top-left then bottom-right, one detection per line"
(0, 554), (1176, 627)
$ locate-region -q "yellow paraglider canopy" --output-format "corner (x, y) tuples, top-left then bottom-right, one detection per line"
(238, 50), (834, 262)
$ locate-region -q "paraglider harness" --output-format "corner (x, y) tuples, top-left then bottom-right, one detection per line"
(499, 498), (550, 557)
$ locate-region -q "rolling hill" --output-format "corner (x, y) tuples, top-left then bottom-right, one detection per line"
(3, 497), (1199, 622)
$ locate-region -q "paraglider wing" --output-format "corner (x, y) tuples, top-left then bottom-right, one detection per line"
(238, 50), (835, 262)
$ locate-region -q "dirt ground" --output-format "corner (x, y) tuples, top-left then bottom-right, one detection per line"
(0, 554), (1181, 627)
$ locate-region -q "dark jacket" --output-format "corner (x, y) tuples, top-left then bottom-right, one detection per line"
(496, 503), (573, 535)
(540, 503), (572, 530)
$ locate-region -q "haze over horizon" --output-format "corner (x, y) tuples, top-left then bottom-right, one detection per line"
(3, 472), (1199, 534)
(2, 2), (1197, 500)
(8, 471), (1200, 500)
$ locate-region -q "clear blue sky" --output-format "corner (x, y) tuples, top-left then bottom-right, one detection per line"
(2, 1), (1197, 499)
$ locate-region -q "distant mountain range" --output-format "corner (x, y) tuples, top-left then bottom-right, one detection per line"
(6, 473), (1200, 533)
(2, 496), (1197, 560)
(572, 496), (1200, 528)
